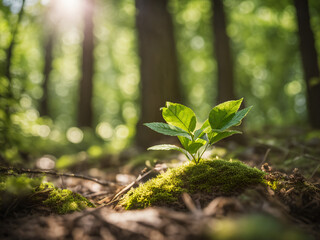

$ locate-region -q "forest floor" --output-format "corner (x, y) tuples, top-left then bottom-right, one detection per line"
(1, 127), (320, 240)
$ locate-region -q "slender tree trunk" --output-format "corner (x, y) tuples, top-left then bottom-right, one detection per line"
(5, 0), (25, 93)
(294, 0), (320, 129)
(78, 0), (95, 127)
(40, 29), (54, 116)
(135, 0), (181, 148)
(39, 2), (56, 117)
(211, 0), (235, 103)
(211, 0), (246, 144)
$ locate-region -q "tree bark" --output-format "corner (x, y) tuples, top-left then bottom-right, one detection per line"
(294, 0), (320, 128)
(78, 0), (95, 127)
(39, 28), (54, 116)
(5, 0), (25, 86)
(135, 0), (182, 148)
(211, 0), (235, 103)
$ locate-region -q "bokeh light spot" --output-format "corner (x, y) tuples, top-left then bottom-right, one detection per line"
(36, 155), (56, 169)
(285, 80), (302, 96)
(96, 122), (113, 140)
(115, 125), (129, 139)
(66, 127), (84, 144)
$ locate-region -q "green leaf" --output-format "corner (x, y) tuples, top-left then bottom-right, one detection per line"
(208, 98), (243, 130)
(144, 122), (191, 139)
(187, 142), (204, 154)
(219, 106), (252, 131)
(194, 129), (203, 140)
(162, 102), (197, 133)
(147, 144), (189, 156)
(194, 120), (211, 139)
(178, 136), (191, 149)
(184, 138), (206, 154)
(208, 130), (242, 144)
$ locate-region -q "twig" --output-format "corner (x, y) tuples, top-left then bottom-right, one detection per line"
(0, 167), (116, 186)
(98, 164), (167, 205)
(98, 169), (154, 205)
(308, 164), (320, 180)
(303, 154), (320, 162)
(259, 148), (271, 168)
(181, 192), (202, 216)
(84, 191), (110, 198)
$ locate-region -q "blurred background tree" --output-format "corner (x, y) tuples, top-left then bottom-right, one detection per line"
(0, 0), (319, 165)
(39, 0), (55, 117)
(211, 0), (236, 103)
(135, 0), (181, 148)
(78, 0), (95, 128)
(293, 0), (320, 129)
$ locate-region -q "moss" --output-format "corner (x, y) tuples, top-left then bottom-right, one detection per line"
(121, 159), (266, 210)
(0, 174), (44, 212)
(264, 179), (279, 191)
(0, 175), (95, 215)
(37, 183), (95, 214)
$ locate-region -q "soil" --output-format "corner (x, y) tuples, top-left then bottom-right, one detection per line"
(1, 131), (320, 240)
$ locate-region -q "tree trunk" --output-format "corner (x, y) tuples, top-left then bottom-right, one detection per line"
(39, 28), (54, 116)
(135, 0), (182, 148)
(78, 0), (95, 128)
(4, 0), (25, 101)
(211, 0), (246, 144)
(294, 0), (320, 129)
(211, 0), (235, 103)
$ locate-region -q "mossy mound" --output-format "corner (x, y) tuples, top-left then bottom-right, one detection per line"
(121, 159), (265, 210)
(0, 174), (44, 214)
(36, 183), (95, 214)
(0, 175), (95, 215)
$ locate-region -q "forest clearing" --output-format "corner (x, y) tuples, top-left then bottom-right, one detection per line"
(1, 0), (320, 239)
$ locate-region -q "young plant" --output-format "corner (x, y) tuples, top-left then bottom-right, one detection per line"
(144, 98), (252, 164)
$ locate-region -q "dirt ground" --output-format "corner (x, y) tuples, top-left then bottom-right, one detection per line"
(1, 130), (320, 240)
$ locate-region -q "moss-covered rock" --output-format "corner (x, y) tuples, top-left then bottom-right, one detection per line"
(0, 174), (44, 213)
(121, 159), (266, 210)
(36, 183), (95, 214)
(0, 175), (95, 215)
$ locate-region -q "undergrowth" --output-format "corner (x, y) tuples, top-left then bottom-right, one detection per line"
(121, 159), (265, 210)
(0, 174), (94, 215)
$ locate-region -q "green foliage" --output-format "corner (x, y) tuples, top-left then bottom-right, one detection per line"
(0, 174), (43, 207)
(162, 102), (197, 133)
(0, 174), (44, 213)
(0, 175), (94, 215)
(39, 183), (95, 214)
(144, 122), (191, 139)
(145, 99), (251, 163)
(121, 159), (265, 210)
(1, 0), (318, 165)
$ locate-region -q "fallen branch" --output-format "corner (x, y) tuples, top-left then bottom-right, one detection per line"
(98, 163), (168, 205)
(0, 167), (116, 187)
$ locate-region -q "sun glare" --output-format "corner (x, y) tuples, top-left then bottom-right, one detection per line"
(51, 0), (84, 23)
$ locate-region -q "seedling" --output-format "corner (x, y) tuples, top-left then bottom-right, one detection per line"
(145, 98), (252, 164)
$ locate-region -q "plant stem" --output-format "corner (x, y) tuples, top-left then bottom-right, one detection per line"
(198, 143), (209, 160)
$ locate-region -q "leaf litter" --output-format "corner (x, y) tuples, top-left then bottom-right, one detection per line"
(1, 129), (320, 239)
